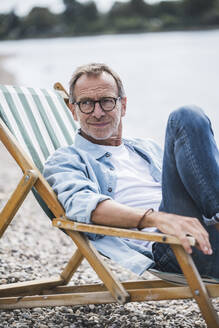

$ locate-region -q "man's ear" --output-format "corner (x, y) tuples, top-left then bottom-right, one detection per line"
(69, 103), (78, 121)
(121, 97), (127, 117)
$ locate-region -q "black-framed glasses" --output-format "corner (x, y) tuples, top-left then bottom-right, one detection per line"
(74, 97), (121, 114)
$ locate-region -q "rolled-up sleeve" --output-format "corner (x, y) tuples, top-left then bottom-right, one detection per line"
(43, 147), (111, 225)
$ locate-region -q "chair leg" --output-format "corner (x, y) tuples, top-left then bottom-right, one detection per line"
(171, 244), (219, 328)
(60, 248), (84, 284)
(67, 230), (130, 304)
(0, 169), (38, 238)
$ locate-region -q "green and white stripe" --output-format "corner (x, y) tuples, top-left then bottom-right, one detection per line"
(0, 84), (77, 172)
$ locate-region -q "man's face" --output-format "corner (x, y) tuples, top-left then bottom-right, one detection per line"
(69, 72), (126, 145)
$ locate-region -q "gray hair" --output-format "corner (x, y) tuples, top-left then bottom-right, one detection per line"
(69, 63), (126, 103)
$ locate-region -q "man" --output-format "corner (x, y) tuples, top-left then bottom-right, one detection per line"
(44, 63), (219, 277)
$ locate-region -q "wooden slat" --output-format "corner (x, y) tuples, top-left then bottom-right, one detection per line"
(1, 280), (219, 309)
(207, 284), (219, 298)
(0, 279), (173, 298)
(53, 218), (195, 246)
(0, 291), (115, 309)
(42, 282), (219, 299)
(0, 286), (194, 310)
(40, 280), (179, 295)
(172, 244), (219, 328)
(0, 169), (38, 238)
(60, 248), (84, 284)
(0, 277), (64, 297)
(2, 278), (219, 299)
(54, 82), (70, 107)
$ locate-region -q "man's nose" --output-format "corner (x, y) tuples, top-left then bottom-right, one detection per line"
(91, 101), (105, 118)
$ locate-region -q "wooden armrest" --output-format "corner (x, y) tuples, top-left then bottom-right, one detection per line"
(52, 217), (196, 246)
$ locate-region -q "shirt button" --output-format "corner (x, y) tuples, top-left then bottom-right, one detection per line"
(106, 152), (111, 157)
(108, 187), (112, 192)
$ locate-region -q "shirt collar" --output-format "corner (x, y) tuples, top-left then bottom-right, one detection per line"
(74, 130), (149, 161)
(74, 131), (114, 159)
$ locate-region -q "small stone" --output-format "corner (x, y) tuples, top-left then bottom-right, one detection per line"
(75, 309), (81, 316)
(0, 279), (7, 283)
(32, 307), (42, 313)
(89, 304), (95, 310)
(67, 308), (73, 314)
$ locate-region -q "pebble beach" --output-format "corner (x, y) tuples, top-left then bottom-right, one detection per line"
(0, 56), (219, 328)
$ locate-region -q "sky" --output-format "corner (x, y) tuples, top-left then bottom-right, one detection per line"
(0, 0), (165, 16)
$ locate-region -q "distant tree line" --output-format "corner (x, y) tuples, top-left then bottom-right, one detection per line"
(1, 0), (219, 40)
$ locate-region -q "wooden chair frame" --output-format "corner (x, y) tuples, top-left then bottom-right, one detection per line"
(0, 84), (219, 328)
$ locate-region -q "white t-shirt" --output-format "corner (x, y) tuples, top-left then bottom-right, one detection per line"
(98, 143), (162, 250)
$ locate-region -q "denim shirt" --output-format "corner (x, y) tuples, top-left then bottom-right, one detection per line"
(44, 132), (163, 275)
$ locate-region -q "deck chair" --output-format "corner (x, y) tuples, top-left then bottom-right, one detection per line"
(0, 83), (219, 328)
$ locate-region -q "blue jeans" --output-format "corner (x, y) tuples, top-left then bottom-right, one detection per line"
(153, 106), (219, 278)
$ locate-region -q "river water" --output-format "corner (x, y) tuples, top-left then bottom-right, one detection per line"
(0, 29), (219, 145)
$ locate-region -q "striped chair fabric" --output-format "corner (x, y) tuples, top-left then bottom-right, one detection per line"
(0, 84), (77, 173)
(0, 84), (77, 218)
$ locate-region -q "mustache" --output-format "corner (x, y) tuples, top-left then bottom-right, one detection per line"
(86, 116), (111, 124)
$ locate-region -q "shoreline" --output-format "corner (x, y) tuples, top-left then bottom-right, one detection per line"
(0, 54), (16, 85)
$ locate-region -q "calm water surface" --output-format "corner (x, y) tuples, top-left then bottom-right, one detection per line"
(1, 30), (219, 145)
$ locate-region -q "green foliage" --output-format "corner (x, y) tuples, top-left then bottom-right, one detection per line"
(129, 0), (152, 17)
(160, 14), (181, 29)
(0, 12), (20, 39)
(1, 0), (219, 40)
(182, 0), (217, 17)
(110, 0), (152, 19)
(110, 16), (150, 33)
(62, 0), (99, 35)
(20, 7), (62, 38)
(152, 1), (182, 18)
